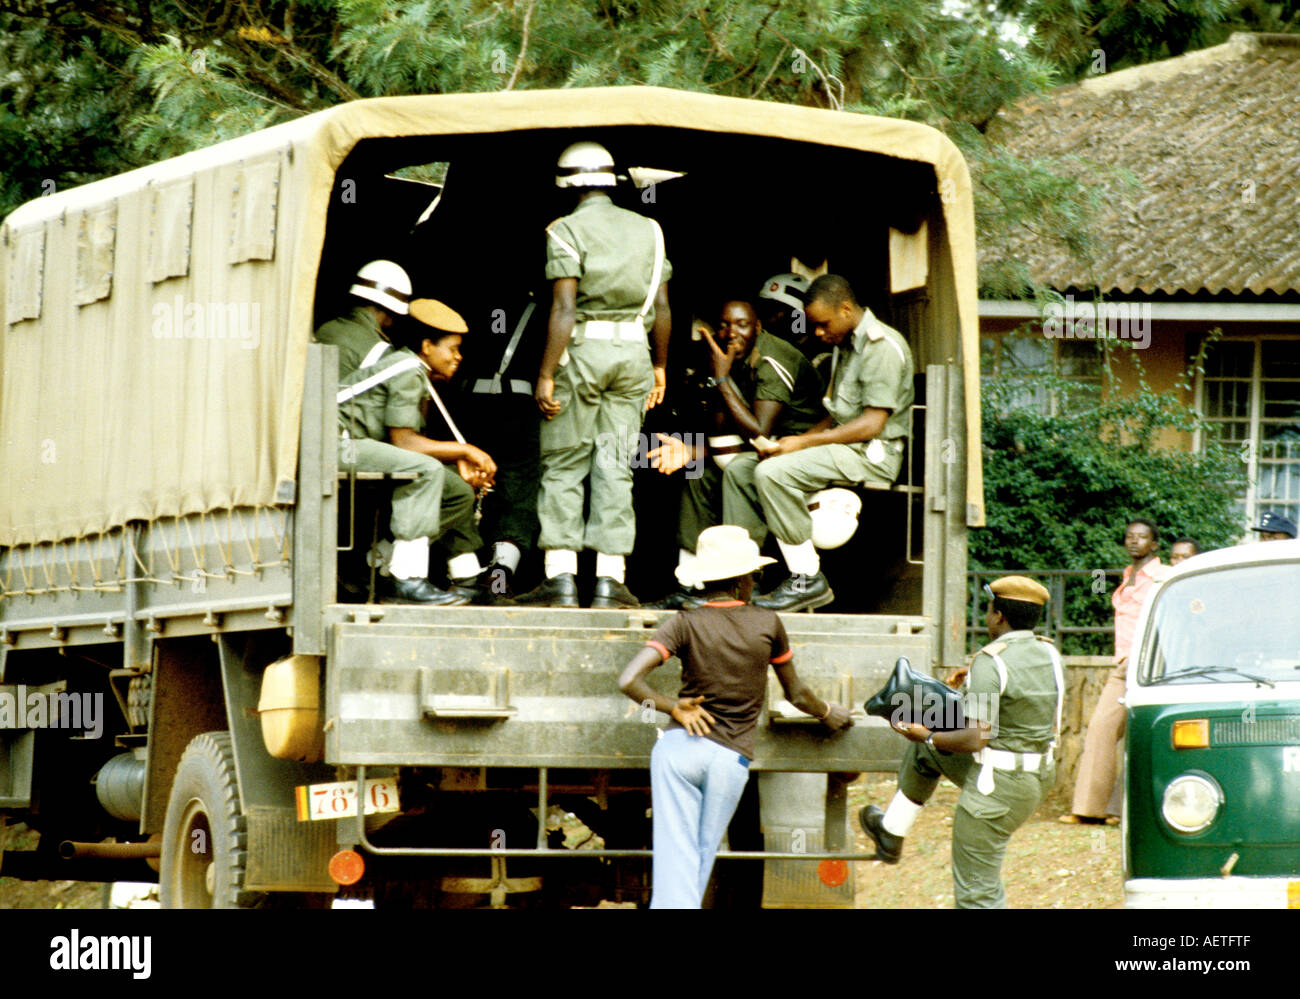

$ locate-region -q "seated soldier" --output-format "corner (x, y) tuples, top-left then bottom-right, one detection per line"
(755, 271), (816, 362)
(647, 298), (823, 608)
(722, 274), (913, 612)
(333, 297), (496, 605)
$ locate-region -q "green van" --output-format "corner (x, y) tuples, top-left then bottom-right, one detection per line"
(1124, 538), (1300, 908)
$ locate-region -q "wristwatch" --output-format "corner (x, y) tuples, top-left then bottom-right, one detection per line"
(705, 375), (726, 388)
(924, 733), (935, 746)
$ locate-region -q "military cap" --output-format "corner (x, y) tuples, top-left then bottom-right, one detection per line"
(1251, 510), (1297, 538)
(409, 298), (468, 334)
(983, 575), (1050, 606)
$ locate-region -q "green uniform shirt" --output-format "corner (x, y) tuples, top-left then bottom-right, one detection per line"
(825, 307), (914, 442)
(730, 331), (824, 436)
(544, 192), (673, 327)
(964, 630), (1061, 755)
(337, 346), (428, 443)
(314, 306), (390, 379)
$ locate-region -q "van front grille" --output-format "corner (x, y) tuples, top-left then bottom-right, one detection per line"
(1211, 716), (1300, 746)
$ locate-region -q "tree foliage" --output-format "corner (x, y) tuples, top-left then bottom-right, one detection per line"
(972, 345), (1247, 652)
(3, 0), (1293, 223)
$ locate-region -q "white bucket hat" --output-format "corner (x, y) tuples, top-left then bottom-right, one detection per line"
(675, 525), (775, 589)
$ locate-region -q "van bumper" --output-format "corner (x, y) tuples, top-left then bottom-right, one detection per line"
(1125, 877), (1300, 909)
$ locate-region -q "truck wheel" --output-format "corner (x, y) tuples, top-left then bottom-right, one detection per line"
(160, 732), (249, 909)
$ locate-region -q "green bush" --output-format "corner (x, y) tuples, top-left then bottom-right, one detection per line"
(971, 355), (1245, 655)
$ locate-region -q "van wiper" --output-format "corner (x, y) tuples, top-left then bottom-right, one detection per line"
(1148, 665), (1275, 688)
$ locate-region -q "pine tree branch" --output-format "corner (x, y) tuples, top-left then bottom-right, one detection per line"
(275, 38), (362, 102)
(504, 0), (535, 91)
(749, 41), (787, 99)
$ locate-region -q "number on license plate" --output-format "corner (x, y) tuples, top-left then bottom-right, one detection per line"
(295, 777), (400, 822)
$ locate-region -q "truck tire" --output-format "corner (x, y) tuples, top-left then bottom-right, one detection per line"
(159, 731), (250, 909)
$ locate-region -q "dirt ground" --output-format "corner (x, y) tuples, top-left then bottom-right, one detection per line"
(849, 773), (1125, 909)
(1, 774), (1124, 909)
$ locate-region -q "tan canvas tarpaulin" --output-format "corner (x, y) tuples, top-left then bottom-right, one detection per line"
(0, 87), (983, 548)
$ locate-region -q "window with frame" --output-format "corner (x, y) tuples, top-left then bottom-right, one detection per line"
(1197, 335), (1300, 530)
(980, 330), (1105, 414)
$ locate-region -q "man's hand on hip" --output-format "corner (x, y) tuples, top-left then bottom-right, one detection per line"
(670, 696), (714, 736)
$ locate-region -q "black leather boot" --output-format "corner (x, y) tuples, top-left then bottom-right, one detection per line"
(591, 576), (639, 609)
(385, 577), (472, 606)
(451, 565), (515, 606)
(515, 572), (580, 608)
(753, 572), (834, 612)
(858, 804), (903, 864)
(641, 588), (704, 611)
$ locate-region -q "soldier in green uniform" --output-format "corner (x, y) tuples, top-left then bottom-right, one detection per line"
(315, 259), (414, 378)
(323, 275), (496, 605)
(517, 141), (672, 609)
(859, 575), (1064, 908)
(646, 298), (823, 609)
(723, 273), (913, 612)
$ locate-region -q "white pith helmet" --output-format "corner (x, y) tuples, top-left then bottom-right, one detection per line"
(555, 141), (618, 189)
(759, 272), (811, 313)
(349, 260), (413, 315)
(808, 488), (862, 549)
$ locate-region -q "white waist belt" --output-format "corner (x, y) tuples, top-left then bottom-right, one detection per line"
(471, 377), (533, 395)
(972, 746), (1052, 795)
(976, 747), (1046, 772)
(709, 434), (745, 470)
(579, 320), (646, 342)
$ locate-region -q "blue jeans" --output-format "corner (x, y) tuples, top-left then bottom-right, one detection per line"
(650, 728), (752, 909)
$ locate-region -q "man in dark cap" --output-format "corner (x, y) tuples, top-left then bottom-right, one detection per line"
(859, 574), (1063, 908)
(1252, 510), (1297, 541)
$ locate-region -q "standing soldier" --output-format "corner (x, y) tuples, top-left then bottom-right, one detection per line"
(518, 141), (672, 609)
(860, 575), (1063, 908)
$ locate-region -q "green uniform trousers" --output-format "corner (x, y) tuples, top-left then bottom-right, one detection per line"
(339, 436), (481, 555)
(896, 741), (1051, 909)
(538, 339), (653, 555)
(676, 462), (723, 553)
(460, 393), (541, 552)
(721, 443), (900, 547)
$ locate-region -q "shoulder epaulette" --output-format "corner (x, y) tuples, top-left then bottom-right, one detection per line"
(980, 640), (1007, 656)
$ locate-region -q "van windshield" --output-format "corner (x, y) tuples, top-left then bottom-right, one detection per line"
(1140, 562), (1300, 685)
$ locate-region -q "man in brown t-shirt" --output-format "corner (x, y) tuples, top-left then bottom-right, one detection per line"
(618, 524), (853, 908)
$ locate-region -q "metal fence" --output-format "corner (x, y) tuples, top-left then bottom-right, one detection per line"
(966, 568), (1122, 656)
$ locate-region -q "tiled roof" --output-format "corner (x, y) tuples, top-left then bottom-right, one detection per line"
(982, 33), (1300, 298)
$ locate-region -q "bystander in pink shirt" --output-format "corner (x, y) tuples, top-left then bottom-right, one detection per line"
(1112, 558), (1164, 664)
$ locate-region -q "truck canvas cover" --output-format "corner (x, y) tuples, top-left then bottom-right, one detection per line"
(0, 86), (983, 548)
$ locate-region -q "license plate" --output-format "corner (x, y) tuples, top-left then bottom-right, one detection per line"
(295, 777), (399, 822)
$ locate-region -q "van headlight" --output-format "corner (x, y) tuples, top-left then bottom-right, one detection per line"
(1161, 774), (1222, 834)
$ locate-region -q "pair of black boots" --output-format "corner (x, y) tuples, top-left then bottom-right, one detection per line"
(387, 563), (516, 606)
(515, 573), (639, 609)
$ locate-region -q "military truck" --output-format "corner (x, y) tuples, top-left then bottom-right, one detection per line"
(0, 87), (985, 907)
